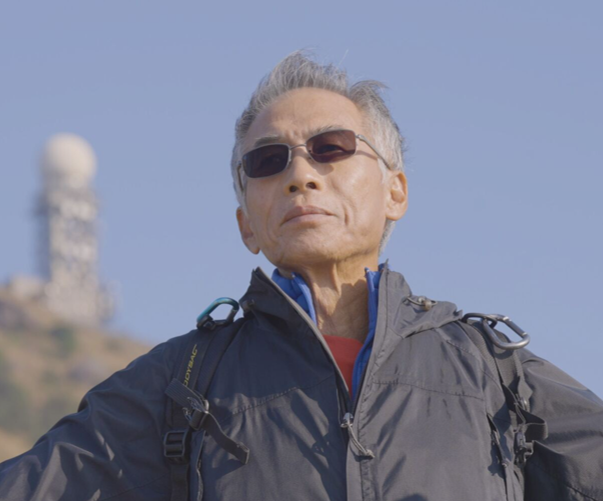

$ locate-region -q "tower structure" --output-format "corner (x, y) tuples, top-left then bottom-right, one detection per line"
(36, 133), (113, 325)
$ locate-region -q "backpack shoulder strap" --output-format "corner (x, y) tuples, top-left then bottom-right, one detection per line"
(458, 313), (548, 495)
(458, 315), (532, 408)
(163, 299), (250, 501)
(163, 327), (211, 501)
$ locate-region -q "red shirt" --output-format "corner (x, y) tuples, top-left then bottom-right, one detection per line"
(323, 334), (364, 399)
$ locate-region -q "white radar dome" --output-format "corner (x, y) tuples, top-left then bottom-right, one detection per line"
(41, 133), (97, 184)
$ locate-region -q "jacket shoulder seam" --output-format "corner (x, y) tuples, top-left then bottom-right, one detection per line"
(444, 323), (500, 387)
(443, 338), (500, 387)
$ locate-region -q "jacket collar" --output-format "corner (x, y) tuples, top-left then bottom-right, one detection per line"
(270, 265), (382, 325)
(240, 264), (461, 344)
(368, 263), (462, 370)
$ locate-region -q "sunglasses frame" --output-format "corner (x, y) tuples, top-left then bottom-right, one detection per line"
(239, 129), (392, 183)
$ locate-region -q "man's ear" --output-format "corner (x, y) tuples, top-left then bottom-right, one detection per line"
(236, 207), (260, 255)
(385, 170), (408, 221)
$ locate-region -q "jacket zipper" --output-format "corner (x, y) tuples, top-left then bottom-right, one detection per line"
(350, 266), (390, 452)
(258, 269), (375, 458)
(258, 270), (352, 415)
(341, 412), (375, 458)
(352, 363), (368, 415)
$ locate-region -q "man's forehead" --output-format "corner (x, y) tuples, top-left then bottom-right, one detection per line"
(242, 88), (365, 152)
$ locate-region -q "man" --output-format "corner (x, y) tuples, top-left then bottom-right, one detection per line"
(1, 51), (602, 501)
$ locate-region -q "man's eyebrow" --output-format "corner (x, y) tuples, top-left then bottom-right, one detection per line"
(250, 124), (348, 150)
(251, 134), (282, 149)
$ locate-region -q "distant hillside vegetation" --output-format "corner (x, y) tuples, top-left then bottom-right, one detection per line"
(0, 288), (151, 462)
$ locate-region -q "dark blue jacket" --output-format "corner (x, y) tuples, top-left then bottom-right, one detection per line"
(1, 266), (602, 500)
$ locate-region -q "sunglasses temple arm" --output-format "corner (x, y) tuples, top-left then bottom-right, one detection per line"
(357, 135), (392, 170)
(237, 164), (246, 196)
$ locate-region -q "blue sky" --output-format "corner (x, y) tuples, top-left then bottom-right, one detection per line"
(1, 1), (602, 397)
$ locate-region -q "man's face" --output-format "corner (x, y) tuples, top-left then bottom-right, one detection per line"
(236, 87), (407, 271)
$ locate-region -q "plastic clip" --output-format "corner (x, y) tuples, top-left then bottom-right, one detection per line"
(514, 430), (534, 466)
(186, 395), (211, 431)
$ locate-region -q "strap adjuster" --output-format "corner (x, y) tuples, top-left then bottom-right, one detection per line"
(163, 429), (190, 463)
(514, 430), (534, 466)
(186, 395), (211, 430)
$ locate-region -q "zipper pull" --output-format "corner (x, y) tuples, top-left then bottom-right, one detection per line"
(341, 412), (375, 459)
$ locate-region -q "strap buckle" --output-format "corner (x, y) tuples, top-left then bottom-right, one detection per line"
(186, 396), (211, 430)
(514, 430), (534, 466)
(163, 429), (190, 463)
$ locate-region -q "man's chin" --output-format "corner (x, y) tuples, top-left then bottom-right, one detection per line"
(265, 242), (355, 269)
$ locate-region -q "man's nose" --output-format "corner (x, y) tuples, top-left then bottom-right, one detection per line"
(284, 146), (322, 194)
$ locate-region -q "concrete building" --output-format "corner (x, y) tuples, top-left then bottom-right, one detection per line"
(8, 133), (114, 325)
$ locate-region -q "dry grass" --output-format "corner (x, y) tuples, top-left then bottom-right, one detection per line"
(0, 288), (151, 462)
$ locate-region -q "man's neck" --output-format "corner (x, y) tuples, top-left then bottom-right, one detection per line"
(277, 256), (378, 343)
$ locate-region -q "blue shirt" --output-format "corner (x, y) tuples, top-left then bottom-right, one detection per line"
(271, 266), (382, 399)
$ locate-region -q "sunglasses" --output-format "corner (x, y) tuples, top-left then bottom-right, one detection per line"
(240, 129), (391, 179)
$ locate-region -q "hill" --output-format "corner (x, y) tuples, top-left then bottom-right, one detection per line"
(0, 287), (151, 462)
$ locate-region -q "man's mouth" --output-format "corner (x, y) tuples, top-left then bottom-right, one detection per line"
(282, 206), (332, 224)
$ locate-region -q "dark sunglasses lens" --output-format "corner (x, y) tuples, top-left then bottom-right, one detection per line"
(243, 144), (289, 178)
(308, 130), (356, 163)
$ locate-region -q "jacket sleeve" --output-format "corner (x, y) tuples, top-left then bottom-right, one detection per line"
(520, 349), (603, 501)
(0, 337), (181, 501)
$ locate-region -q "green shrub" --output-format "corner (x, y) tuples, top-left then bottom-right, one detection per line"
(40, 369), (60, 387)
(50, 325), (77, 357)
(105, 337), (123, 352)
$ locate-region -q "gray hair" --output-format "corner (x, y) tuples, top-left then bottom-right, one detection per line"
(231, 50), (406, 254)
